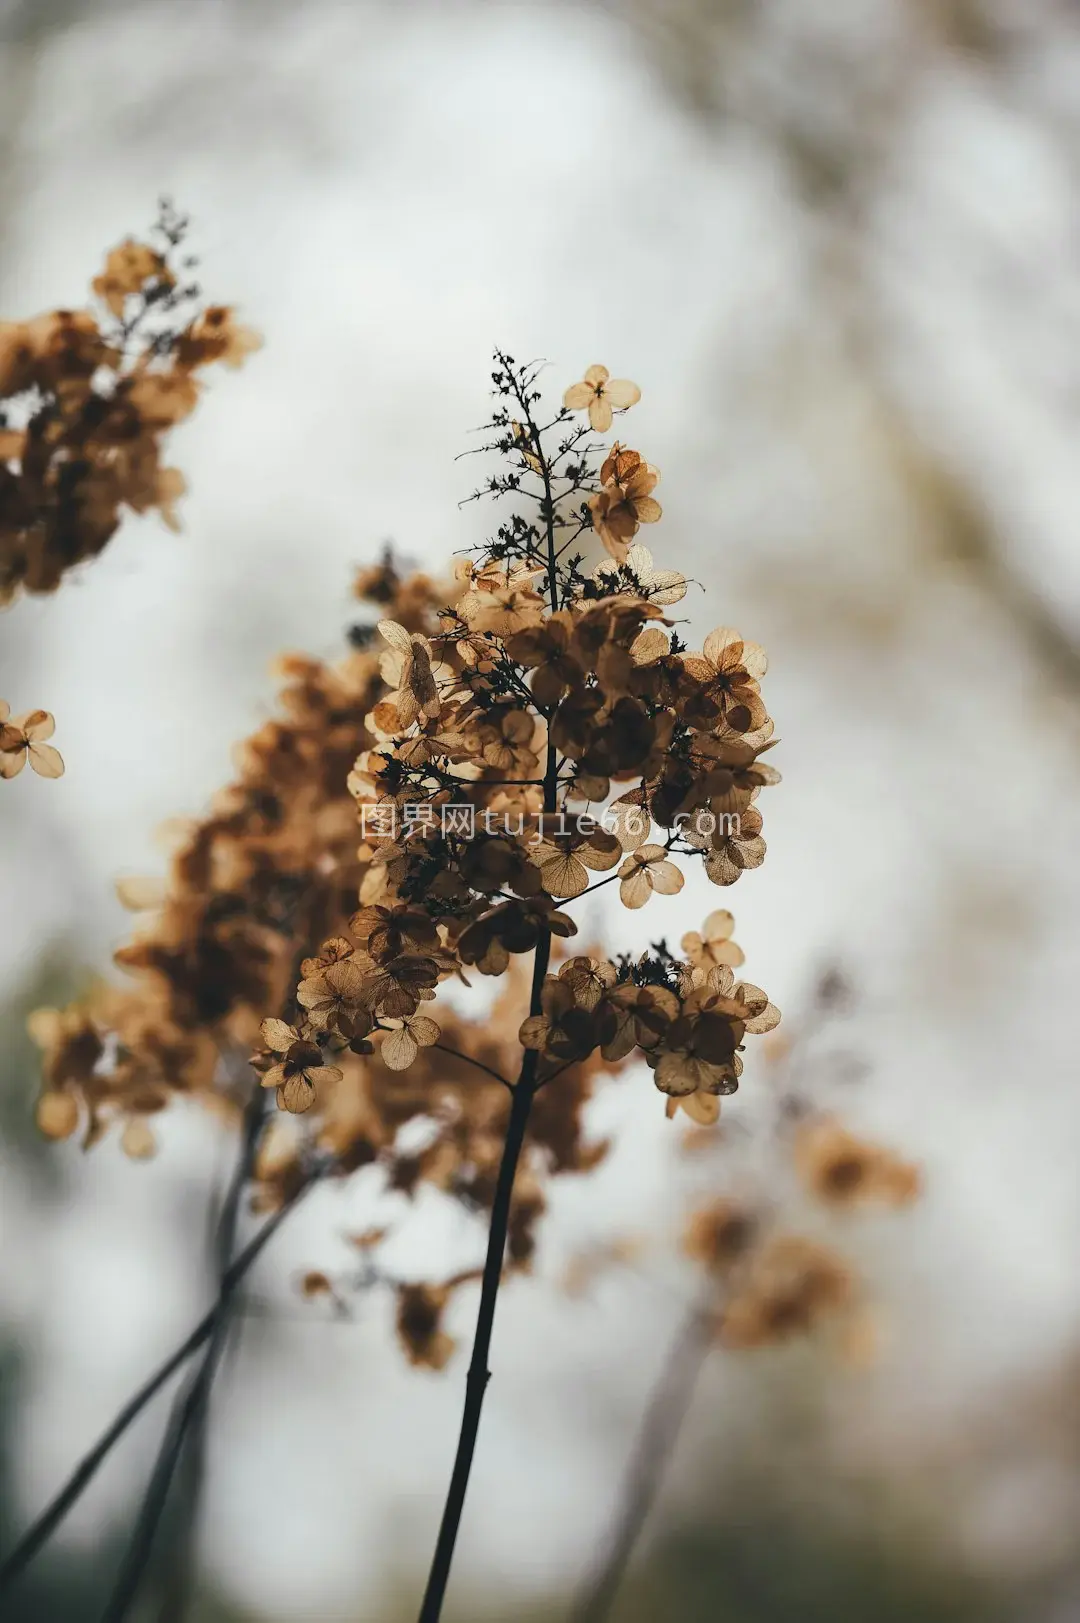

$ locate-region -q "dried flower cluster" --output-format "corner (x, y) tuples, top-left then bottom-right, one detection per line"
(261, 355), (781, 1131)
(0, 202), (259, 606)
(28, 354), (784, 1393)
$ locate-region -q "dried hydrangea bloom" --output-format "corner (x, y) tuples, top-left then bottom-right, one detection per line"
(681, 910), (744, 971)
(0, 704), (63, 779)
(795, 1118), (922, 1208)
(588, 445), (662, 563)
(719, 1233), (855, 1349)
(0, 204), (258, 606)
(683, 1196), (759, 1276)
(617, 844), (684, 909)
(28, 350), (785, 1435)
(257, 1020), (344, 1114)
(563, 364), (641, 433)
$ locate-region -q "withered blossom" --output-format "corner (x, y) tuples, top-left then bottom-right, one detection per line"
(0, 703), (63, 779)
(563, 364), (641, 433)
(0, 205), (258, 606)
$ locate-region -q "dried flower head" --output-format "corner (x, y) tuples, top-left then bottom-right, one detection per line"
(0, 202), (258, 606)
(0, 703), (63, 779)
(562, 364), (641, 433)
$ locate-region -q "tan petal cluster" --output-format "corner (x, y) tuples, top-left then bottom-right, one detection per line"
(1, 216), (258, 605)
(588, 445), (662, 563)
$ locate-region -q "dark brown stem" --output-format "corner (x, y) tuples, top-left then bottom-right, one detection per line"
(0, 1178), (313, 1597)
(97, 1085), (269, 1623)
(570, 1300), (716, 1623)
(415, 366), (561, 1623)
(414, 1043), (542, 1623)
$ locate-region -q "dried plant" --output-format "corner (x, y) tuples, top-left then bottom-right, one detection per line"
(4, 343), (792, 1622)
(0, 202), (258, 811)
(0, 200), (258, 606)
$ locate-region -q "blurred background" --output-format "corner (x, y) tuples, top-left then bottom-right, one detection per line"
(2, 0), (1080, 1617)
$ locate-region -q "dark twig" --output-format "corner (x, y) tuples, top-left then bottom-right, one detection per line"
(570, 1299), (716, 1623)
(431, 1042), (513, 1092)
(98, 1084), (268, 1623)
(0, 1176), (314, 1597)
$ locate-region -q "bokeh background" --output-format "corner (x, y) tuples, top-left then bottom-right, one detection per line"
(2, 0), (1080, 1618)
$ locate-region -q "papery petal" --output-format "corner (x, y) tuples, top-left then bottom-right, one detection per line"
(378, 620), (412, 653)
(740, 642), (768, 678)
(260, 1018), (298, 1053)
(519, 1015), (549, 1050)
(619, 866), (654, 909)
(28, 743), (64, 779)
(540, 853), (589, 900)
(589, 398), (614, 433)
(650, 860), (684, 896)
(681, 1091), (721, 1126)
(22, 710), (54, 741)
(563, 381), (593, 409)
(583, 364), (609, 385)
(381, 1026), (419, 1070)
(702, 627), (743, 668)
(654, 1051), (700, 1096)
(604, 378), (641, 409)
(279, 1074), (316, 1113)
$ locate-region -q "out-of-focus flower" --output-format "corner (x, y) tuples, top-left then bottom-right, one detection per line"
(681, 910), (744, 971)
(795, 1118), (922, 1208)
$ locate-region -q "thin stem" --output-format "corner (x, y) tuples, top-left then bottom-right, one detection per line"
(431, 1043), (513, 1092)
(98, 1085), (269, 1623)
(415, 361), (561, 1623)
(415, 1048), (541, 1623)
(570, 1300), (716, 1623)
(0, 1177), (315, 1598)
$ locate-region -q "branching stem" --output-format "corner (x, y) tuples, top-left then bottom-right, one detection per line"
(0, 1176), (314, 1597)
